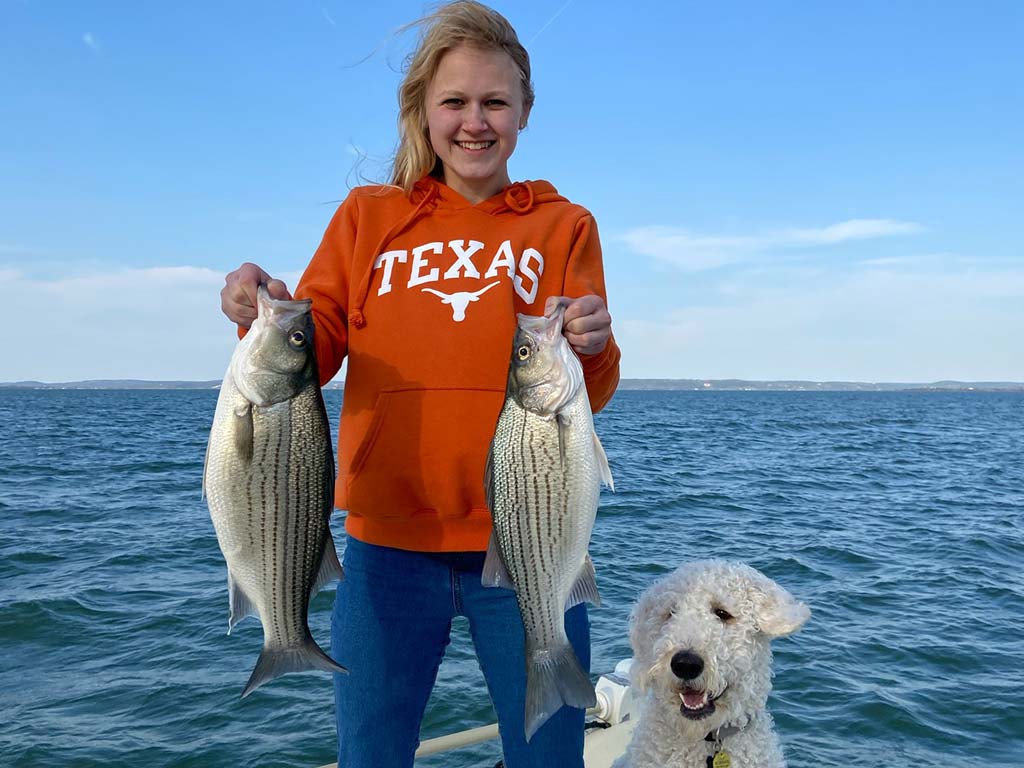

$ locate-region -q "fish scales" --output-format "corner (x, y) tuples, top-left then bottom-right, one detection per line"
(484, 307), (613, 741)
(204, 286), (346, 698)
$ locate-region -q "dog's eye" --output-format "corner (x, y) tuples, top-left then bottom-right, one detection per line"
(713, 606), (734, 622)
(660, 606), (676, 623)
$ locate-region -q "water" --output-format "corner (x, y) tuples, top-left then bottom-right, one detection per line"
(1, 389), (1022, 767)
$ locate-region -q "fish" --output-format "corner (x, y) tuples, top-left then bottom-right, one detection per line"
(203, 285), (346, 697)
(483, 305), (614, 741)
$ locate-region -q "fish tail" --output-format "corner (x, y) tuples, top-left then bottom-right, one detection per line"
(523, 645), (596, 742)
(239, 635), (348, 698)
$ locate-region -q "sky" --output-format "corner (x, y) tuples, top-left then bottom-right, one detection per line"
(1, 1), (1022, 383)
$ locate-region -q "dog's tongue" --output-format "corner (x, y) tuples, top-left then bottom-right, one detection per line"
(681, 690), (707, 709)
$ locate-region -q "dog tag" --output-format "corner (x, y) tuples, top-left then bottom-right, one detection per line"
(712, 751), (731, 768)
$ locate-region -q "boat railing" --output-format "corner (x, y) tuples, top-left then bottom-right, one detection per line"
(316, 659), (635, 767)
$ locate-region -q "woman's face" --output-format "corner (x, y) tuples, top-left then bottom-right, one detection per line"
(425, 45), (529, 204)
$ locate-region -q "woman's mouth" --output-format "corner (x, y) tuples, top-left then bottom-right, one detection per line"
(455, 140), (495, 151)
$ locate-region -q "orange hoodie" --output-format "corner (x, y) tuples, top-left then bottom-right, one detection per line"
(295, 176), (620, 552)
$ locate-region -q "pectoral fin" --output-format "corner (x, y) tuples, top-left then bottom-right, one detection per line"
(557, 413), (571, 470)
(233, 404), (254, 463)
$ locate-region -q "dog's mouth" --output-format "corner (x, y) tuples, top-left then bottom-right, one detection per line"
(677, 685), (726, 720)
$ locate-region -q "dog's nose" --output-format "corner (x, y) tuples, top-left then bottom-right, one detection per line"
(670, 650), (704, 680)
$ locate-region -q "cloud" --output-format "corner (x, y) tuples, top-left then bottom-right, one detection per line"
(82, 32), (101, 53)
(621, 218), (924, 272)
(322, 7), (337, 27)
(615, 261), (1024, 382)
(2, 266), (235, 382)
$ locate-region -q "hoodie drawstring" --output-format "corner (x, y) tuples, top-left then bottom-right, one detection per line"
(504, 182), (535, 213)
(349, 183), (439, 329)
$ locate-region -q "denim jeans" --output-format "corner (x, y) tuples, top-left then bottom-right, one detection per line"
(331, 535), (591, 768)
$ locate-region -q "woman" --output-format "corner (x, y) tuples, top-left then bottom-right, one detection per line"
(220, 3), (620, 766)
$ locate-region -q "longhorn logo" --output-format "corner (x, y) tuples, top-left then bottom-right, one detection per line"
(421, 281), (501, 322)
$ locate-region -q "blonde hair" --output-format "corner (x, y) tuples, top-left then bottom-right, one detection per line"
(390, 1), (534, 194)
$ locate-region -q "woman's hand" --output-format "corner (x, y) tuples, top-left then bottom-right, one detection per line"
(544, 294), (612, 356)
(221, 263), (292, 328)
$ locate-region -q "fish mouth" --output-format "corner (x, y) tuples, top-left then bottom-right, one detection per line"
(677, 685), (727, 720)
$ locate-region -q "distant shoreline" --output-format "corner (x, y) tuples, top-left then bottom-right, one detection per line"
(1, 378), (1021, 392)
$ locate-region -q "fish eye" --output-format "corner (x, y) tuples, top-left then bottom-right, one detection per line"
(289, 331), (306, 347)
(516, 344), (531, 361)
(713, 606), (734, 623)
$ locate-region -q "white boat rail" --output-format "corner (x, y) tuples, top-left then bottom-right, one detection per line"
(316, 660), (635, 767)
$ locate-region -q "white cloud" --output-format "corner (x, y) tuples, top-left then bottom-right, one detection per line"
(615, 262), (1024, 382)
(2, 267), (234, 382)
(1, 265), (314, 382)
(781, 219), (923, 244)
(621, 218), (924, 272)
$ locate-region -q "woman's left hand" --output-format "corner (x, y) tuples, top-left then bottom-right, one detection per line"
(544, 294), (612, 356)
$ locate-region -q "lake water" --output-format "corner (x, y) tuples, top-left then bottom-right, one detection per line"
(1, 389), (1022, 766)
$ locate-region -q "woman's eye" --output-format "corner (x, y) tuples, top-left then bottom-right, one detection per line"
(443, 98), (463, 107)
(486, 99), (508, 107)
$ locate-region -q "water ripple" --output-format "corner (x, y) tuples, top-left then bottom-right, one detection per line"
(1, 389), (1022, 766)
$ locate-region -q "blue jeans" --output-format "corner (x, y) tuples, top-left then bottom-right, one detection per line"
(331, 536), (591, 768)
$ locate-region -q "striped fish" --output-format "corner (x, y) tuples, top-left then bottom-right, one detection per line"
(483, 306), (614, 741)
(203, 286), (346, 697)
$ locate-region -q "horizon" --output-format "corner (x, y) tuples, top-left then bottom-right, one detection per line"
(4, 375), (1022, 389)
(2, 2), (1022, 382)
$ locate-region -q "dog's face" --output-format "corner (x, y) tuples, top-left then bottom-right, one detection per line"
(628, 561), (809, 738)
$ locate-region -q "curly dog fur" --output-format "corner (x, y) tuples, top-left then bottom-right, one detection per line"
(614, 561), (809, 768)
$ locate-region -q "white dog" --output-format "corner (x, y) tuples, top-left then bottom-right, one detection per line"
(614, 561), (810, 768)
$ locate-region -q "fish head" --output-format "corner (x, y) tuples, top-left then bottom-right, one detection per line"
(508, 305), (584, 417)
(231, 286), (317, 406)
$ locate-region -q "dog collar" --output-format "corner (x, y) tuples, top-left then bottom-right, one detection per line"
(704, 723), (743, 742)
(704, 723), (743, 768)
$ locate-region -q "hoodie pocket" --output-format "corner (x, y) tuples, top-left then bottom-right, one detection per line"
(343, 388), (504, 520)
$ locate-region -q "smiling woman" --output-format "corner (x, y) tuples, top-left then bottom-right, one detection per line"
(425, 45), (528, 203)
(215, 2), (620, 768)
(390, 0), (536, 198)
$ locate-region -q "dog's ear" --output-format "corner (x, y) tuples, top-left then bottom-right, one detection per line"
(627, 584), (672, 692)
(749, 575), (810, 639)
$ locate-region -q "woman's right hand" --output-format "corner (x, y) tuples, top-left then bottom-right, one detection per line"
(221, 263), (292, 328)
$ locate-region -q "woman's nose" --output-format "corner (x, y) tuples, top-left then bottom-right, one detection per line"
(462, 104), (488, 132)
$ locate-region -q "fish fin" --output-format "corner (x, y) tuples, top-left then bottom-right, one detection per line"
(233, 404), (254, 463)
(481, 534), (515, 590)
(483, 440), (495, 514)
(227, 570), (257, 635)
(524, 644), (596, 742)
(311, 530), (344, 597)
(592, 432), (614, 491)
(201, 439), (210, 501)
(565, 555), (601, 609)
(239, 635), (348, 698)
(557, 413), (571, 470)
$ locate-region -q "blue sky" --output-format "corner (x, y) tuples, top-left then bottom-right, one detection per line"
(1, 1), (1021, 382)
